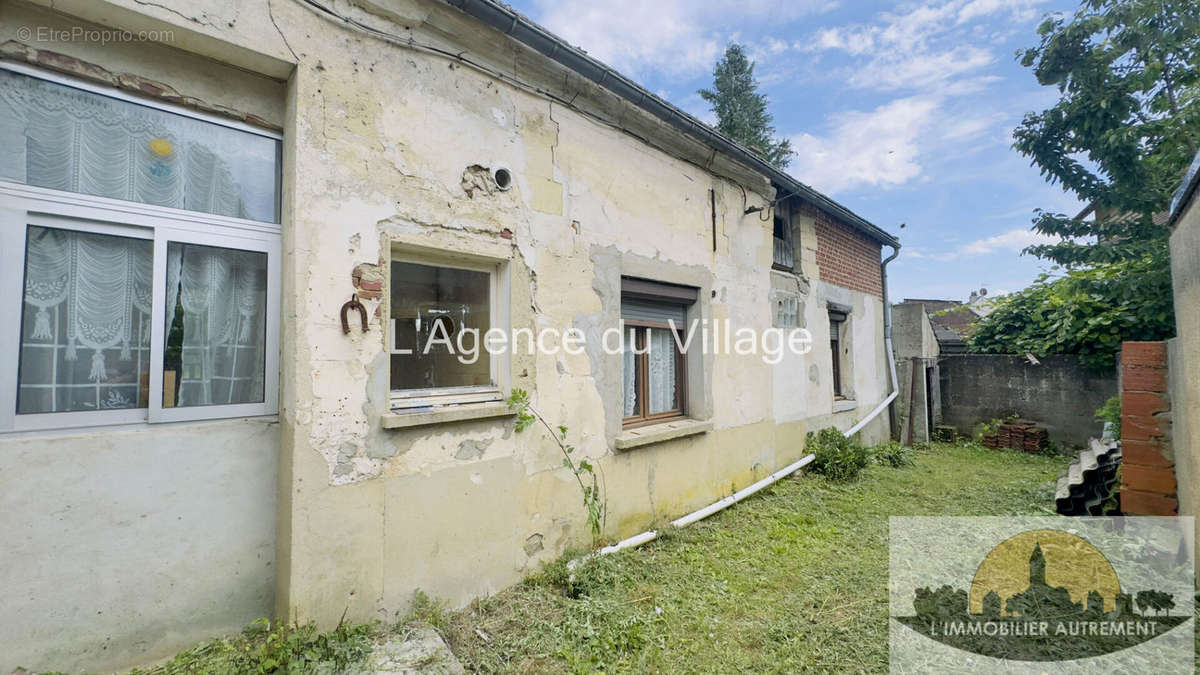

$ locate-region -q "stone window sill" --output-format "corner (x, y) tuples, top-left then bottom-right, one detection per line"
(616, 418), (712, 450)
(833, 399), (857, 414)
(381, 401), (514, 430)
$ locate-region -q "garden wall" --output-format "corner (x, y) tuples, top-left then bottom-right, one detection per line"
(938, 354), (1117, 448)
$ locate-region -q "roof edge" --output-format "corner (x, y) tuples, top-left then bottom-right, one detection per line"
(1169, 146), (1200, 227)
(438, 0), (900, 248)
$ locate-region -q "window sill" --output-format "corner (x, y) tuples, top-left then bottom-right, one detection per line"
(616, 418), (712, 450)
(833, 399), (857, 414)
(381, 401), (514, 430)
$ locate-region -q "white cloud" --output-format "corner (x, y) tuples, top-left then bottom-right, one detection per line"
(905, 228), (1060, 262)
(848, 45), (994, 91)
(528, 0), (835, 79)
(787, 96), (939, 194)
(803, 0), (1043, 92)
(960, 228), (1059, 255)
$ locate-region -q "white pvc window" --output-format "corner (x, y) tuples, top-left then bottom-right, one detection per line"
(0, 65), (280, 222)
(388, 250), (509, 411)
(0, 65), (281, 432)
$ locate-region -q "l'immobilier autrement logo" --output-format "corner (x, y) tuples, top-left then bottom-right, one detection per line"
(890, 517), (1194, 672)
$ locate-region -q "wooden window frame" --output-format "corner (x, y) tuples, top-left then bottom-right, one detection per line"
(772, 213), (795, 271)
(621, 319), (688, 429)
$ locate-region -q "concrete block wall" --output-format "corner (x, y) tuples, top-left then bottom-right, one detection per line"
(938, 354), (1116, 448)
(1119, 341), (1178, 515)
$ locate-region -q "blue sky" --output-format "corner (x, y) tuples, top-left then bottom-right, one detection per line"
(504, 0), (1085, 302)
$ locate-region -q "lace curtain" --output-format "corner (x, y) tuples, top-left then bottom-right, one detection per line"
(165, 243), (267, 407)
(0, 69), (278, 222)
(621, 327), (678, 418)
(622, 343), (638, 418)
(19, 227), (153, 412)
(17, 229), (267, 412)
(647, 328), (677, 414)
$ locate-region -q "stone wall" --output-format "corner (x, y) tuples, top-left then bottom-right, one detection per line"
(938, 354), (1116, 448)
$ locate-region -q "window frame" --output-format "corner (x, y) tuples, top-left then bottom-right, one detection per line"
(620, 320), (688, 429)
(772, 213), (795, 271)
(619, 278), (696, 430)
(0, 186), (281, 434)
(829, 308), (847, 399)
(0, 63), (282, 433)
(387, 248), (510, 411)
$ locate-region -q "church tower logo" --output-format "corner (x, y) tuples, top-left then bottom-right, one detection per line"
(893, 527), (1188, 661)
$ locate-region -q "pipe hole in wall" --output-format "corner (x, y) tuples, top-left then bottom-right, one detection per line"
(493, 167), (512, 191)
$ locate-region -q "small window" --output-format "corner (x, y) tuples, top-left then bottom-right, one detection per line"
(829, 308), (848, 398)
(389, 257), (503, 409)
(621, 278), (696, 428)
(773, 215), (795, 270)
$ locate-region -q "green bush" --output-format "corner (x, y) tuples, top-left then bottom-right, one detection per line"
(1095, 395), (1121, 437)
(806, 427), (870, 482)
(873, 441), (915, 468)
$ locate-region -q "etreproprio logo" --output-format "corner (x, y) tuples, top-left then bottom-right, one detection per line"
(889, 517), (1194, 673)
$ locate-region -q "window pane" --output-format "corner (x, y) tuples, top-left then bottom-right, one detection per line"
(0, 69), (280, 222)
(164, 242), (268, 407)
(18, 226), (152, 413)
(622, 331), (639, 418)
(647, 328), (678, 414)
(390, 261), (491, 390)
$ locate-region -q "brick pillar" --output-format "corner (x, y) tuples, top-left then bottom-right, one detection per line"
(1119, 342), (1178, 515)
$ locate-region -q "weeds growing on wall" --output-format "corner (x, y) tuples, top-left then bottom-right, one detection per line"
(806, 427), (870, 482)
(508, 389), (607, 547)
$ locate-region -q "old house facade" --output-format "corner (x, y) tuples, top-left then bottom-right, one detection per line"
(0, 0), (899, 670)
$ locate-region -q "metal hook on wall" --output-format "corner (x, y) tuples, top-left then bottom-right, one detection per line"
(341, 294), (368, 334)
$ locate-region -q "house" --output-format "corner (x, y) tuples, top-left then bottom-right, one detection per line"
(0, 0), (900, 670)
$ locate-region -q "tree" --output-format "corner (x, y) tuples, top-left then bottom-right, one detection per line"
(1014, 0), (1200, 266)
(969, 256), (1174, 371)
(971, 0), (1200, 368)
(699, 44), (794, 168)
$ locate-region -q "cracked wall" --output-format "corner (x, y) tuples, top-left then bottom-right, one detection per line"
(0, 0), (894, 667)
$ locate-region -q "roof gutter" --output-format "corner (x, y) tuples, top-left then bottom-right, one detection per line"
(439, 0), (899, 248)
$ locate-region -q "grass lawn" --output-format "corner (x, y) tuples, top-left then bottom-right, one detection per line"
(435, 442), (1066, 673)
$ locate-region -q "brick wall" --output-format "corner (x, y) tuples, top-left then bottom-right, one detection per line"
(801, 203), (883, 296)
(1120, 341), (1178, 515)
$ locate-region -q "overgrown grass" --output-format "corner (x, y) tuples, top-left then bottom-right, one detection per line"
(439, 442), (1065, 673)
(129, 618), (376, 674)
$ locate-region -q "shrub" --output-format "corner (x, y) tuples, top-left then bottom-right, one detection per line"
(1095, 395), (1121, 438)
(873, 441), (915, 468)
(806, 427), (870, 482)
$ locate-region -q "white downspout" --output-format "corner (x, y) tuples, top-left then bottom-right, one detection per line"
(581, 242), (903, 562)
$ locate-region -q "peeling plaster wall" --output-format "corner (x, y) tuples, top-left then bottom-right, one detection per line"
(266, 0), (891, 625)
(0, 3), (285, 672)
(1, 0), (892, 667)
